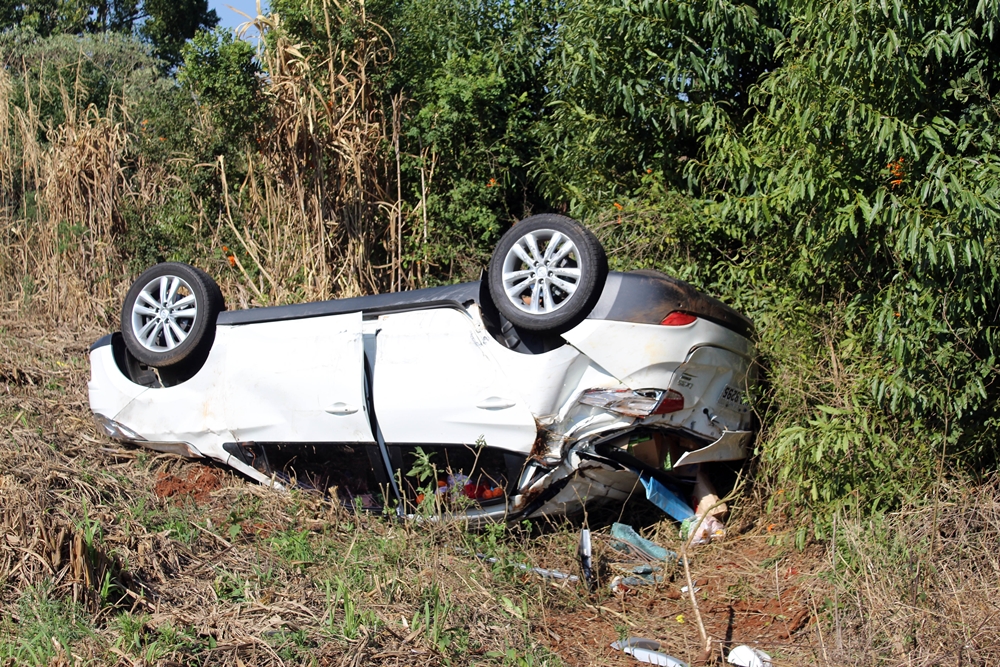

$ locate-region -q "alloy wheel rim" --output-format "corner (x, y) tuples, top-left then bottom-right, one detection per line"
(501, 229), (582, 315)
(130, 275), (198, 352)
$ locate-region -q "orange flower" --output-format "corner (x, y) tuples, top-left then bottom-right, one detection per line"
(888, 157), (905, 188)
(487, 177), (497, 188)
(613, 202), (623, 210)
(227, 255), (236, 267)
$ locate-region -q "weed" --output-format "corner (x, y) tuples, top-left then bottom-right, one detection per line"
(130, 497), (198, 544)
(0, 582), (93, 664)
(269, 528), (315, 567)
(324, 578), (378, 640)
(213, 567), (249, 602)
(410, 583), (462, 654)
(267, 627), (315, 661)
(110, 612), (193, 662)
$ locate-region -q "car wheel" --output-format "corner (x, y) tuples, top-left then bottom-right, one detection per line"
(120, 263), (224, 369)
(488, 214), (607, 333)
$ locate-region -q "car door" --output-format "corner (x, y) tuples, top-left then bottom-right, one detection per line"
(371, 307), (537, 454)
(223, 312), (374, 444)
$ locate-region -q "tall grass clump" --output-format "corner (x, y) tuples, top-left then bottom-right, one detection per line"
(0, 4), (404, 319)
(225, 2), (394, 302)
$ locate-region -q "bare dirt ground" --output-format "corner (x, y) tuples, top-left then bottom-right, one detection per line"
(3, 313), (998, 666)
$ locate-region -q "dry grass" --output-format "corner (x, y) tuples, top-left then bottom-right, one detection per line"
(830, 481), (1000, 665)
(221, 2), (395, 306)
(0, 316), (570, 665)
(0, 58), (133, 324)
(0, 0), (408, 323)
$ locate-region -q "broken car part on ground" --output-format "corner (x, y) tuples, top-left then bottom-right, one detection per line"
(89, 214), (756, 526)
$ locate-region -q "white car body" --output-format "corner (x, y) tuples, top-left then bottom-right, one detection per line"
(89, 271), (755, 520)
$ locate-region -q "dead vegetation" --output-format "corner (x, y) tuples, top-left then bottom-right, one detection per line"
(0, 0), (414, 325)
(2, 315), (1000, 666)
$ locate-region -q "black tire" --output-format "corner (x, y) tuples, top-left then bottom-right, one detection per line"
(488, 214), (607, 333)
(120, 263), (224, 369)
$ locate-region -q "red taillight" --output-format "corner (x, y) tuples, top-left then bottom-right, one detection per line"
(660, 311), (697, 326)
(652, 389), (684, 414)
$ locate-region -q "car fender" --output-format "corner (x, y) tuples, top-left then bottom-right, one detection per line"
(561, 318), (752, 389)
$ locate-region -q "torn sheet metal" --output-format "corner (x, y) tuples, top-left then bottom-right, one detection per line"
(673, 429), (752, 468)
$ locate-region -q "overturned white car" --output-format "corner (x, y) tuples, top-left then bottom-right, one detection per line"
(89, 215), (755, 522)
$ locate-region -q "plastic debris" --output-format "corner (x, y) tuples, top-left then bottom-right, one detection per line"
(608, 563), (665, 588)
(639, 473), (696, 523)
(611, 522), (677, 562)
(680, 514), (726, 545)
(610, 574), (660, 594)
(693, 467), (728, 518)
(727, 645), (772, 667)
(430, 473), (504, 501)
(633, 465), (730, 546)
(611, 637), (688, 666)
(578, 528), (595, 591)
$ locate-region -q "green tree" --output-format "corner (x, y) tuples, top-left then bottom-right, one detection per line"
(179, 28), (264, 150)
(373, 0), (555, 277)
(0, 0), (219, 65)
(533, 0), (786, 209)
(690, 0), (1000, 522)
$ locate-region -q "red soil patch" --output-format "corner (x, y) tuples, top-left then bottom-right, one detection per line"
(154, 467), (223, 504)
(538, 537), (821, 665)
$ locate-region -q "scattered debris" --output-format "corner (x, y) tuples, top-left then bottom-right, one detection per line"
(474, 553), (578, 582)
(693, 467), (728, 519)
(610, 522), (677, 562)
(608, 562), (665, 585)
(578, 528), (595, 591)
(640, 473), (695, 523)
(611, 637), (688, 666)
(727, 645), (772, 667)
(609, 570), (667, 594)
(682, 467), (729, 544)
(681, 514), (727, 546)
(435, 472), (504, 501)
(609, 575), (643, 594)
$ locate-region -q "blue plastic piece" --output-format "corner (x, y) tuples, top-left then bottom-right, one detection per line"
(610, 523), (677, 562)
(640, 473), (695, 523)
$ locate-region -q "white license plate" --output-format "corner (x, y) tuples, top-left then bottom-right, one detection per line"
(718, 384), (748, 412)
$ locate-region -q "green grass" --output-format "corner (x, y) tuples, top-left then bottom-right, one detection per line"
(0, 582), (94, 665)
(130, 497), (199, 544)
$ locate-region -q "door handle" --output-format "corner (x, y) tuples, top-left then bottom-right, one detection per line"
(476, 396), (515, 410)
(325, 402), (359, 415)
